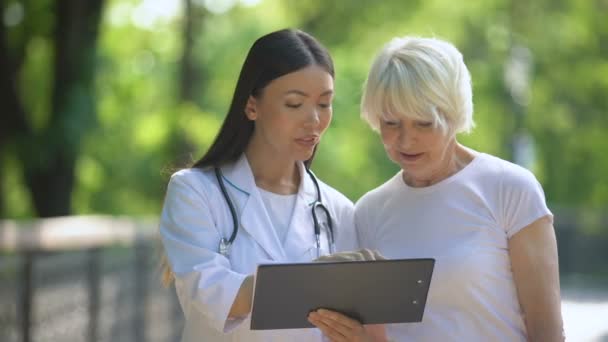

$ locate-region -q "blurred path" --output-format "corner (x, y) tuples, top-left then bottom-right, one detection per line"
(562, 276), (608, 342)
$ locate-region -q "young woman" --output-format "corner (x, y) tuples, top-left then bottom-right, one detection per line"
(159, 29), (359, 342)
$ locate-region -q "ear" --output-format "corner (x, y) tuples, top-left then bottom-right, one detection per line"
(244, 96), (258, 120)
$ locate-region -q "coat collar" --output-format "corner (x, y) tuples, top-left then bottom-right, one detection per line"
(220, 154), (319, 261)
(221, 154), (317, 201)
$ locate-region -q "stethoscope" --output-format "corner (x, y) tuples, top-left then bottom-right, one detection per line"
(214, 166), (335, 258)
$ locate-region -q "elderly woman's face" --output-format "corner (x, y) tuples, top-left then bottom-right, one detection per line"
(379, 115), (456, 186)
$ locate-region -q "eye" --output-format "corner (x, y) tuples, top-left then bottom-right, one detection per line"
(415, 121), (433, 128)
(318, 103), (332, 109)
(381, 118), (399, 127)
(286, 103), (302, 109)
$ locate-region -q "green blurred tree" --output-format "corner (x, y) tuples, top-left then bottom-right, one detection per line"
(1, 0), (606, 219)
(1, 0), (105, 217)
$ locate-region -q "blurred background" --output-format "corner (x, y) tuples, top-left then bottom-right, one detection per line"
(1, 0), (607, 341)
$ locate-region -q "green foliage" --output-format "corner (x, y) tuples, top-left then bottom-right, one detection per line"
(1, 155), (34, 218)
(2, 0), (607, 218)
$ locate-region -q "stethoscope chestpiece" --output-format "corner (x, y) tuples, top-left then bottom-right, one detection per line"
(219, 238), (231, 257)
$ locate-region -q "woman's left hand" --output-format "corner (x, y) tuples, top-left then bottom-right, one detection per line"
(308, 309), (387, 342)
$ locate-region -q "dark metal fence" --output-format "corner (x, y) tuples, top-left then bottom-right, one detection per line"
(551, 207), (608, 275)
(0, 211), (606, 342)
(0, 216), (183, 342)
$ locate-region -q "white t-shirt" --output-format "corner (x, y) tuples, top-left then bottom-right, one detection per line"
(355, 152), (552, 342)
(258, 187), (298, 243)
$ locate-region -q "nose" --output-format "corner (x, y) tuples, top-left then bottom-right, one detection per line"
(397, 126), (416, 148)
(305, 106), (321, 126)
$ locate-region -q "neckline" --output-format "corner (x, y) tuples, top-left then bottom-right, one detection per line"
(396, 152), (486, 194)
(257, 186), (298, 198)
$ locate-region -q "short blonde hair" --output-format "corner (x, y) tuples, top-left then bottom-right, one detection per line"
(361, 36), (474, 135)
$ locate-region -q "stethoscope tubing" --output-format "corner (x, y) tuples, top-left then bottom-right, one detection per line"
(214, 166), (334, 257)
(215, 167), (239, 244)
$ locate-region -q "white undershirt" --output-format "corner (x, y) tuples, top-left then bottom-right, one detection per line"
(257, 187), (297, 244)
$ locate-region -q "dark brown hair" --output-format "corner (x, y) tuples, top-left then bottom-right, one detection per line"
(192, 28), (335, 170)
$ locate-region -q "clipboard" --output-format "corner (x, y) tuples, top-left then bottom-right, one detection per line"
(250, 258), (435, 330)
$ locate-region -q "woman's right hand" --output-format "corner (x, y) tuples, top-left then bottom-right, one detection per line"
(228, 275), (254, 318)
(308, 309), (387, 342)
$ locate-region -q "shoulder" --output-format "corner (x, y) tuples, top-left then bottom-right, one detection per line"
(166, 167), (217, 200)
(463, 153), (541, 190)
(169, 167), (210, 186)
(476, 154), (551, 235)
(478, 153), (541, 189)
(316, 177), (354, 210)
(355, 172), (402, 213)
(471, 154), (548, 220)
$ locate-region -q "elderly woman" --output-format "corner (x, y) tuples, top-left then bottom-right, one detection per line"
(308, 37), (564, 341)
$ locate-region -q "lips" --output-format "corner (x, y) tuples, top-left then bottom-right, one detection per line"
(398, 151), (424, 162)
(295, 135), (319, 147)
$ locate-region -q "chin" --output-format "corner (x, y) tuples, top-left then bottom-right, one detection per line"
(294, 147), (315, 161)
(299, 152), (314, 162)
(397, 162), (422, 176)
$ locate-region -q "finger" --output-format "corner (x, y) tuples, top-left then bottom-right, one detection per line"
(372, 250), (387, 260)
(319, 251), (361, 262)
(364, 324), (388, 341)
(317, 320), (347, 342)
(313, 310), (370, 342)
(315, 253), (344, 262)
(360, 248), (376, 261)
(341, 252), (360, 262)
(314, 255), (332, 262)
(351, 249), (372, 261)
(310, 310), (350, 339)
(308, 312), (348, 342)
(345, 250), (367, 261)
(350, 249), (364, 259)
(317, 309), (365, 332)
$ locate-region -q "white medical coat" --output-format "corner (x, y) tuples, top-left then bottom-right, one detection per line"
(160, 154), (357, 341)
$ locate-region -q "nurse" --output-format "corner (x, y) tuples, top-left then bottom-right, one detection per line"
(159, 29), (359, 341)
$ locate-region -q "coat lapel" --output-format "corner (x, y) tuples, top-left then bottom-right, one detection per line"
(282, 163), (319, 259)
(221, 155), (285, 261)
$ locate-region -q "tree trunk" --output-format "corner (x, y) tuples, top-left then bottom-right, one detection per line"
(179, 0), (203, 103)
(0, 0), (30, 148)
(9, 0), (105, 217)
(0, 0), (33, 218)
(170, 0), (205, 167)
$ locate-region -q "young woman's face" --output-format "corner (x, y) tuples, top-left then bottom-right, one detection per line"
(246, 65), (334, 161)
(379, 114), (456, 186)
